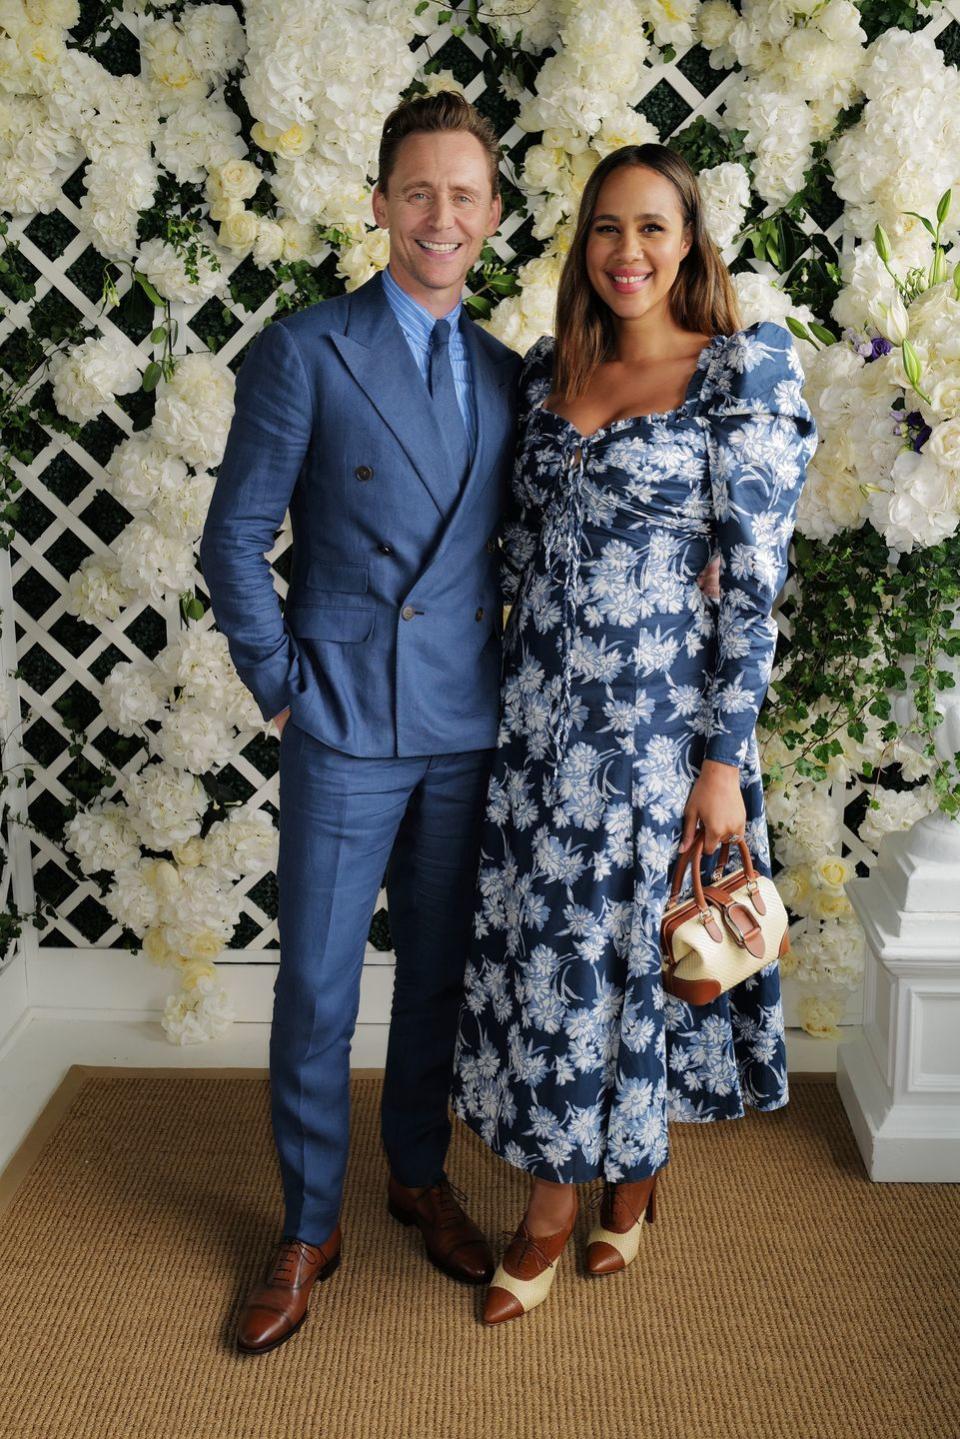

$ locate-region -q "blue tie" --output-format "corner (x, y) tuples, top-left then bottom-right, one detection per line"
(429, 317), (471, 498)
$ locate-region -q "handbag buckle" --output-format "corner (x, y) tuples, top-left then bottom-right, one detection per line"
(721, 906), (748, 947)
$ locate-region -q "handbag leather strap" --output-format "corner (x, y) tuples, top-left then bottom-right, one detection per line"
(667, 833), (758, 906)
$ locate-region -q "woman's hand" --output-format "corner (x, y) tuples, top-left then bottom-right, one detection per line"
(696, 553), (721, 600)
(273, 706), (290, 737)
(679, 759), (746, 854)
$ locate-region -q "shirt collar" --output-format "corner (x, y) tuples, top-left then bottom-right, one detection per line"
(382, 264), (463, 334)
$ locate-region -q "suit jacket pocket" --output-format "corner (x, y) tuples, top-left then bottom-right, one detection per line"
(285, 603), (375, 642)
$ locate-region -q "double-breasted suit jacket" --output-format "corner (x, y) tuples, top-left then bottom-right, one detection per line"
(200, 270), (522, 758)
(199, 270), (522, 1245)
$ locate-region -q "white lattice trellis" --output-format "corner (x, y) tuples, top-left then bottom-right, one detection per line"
(2, 5), (958, 990)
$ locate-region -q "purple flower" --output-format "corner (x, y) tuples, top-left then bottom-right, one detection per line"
(868, 336), (892, 362)
(905, 411), (931, 452)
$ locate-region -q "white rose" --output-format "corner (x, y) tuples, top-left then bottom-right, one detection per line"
(218, 206), (258, 254)
(925, 418), (960, 475)
(210, 157), (261, 201)
(253, 217), (285, 268)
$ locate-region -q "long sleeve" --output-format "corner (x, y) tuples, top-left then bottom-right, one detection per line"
(703, 320), (817, 767)
(199, 319), (314, 722)
(499, 336), (552, 604)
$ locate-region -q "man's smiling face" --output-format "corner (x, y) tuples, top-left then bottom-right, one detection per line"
(372, 129), (502, 317)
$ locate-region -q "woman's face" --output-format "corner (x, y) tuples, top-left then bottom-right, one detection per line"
(584, 164), (692, 324)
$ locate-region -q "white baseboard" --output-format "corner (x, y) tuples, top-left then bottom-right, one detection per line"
(22, 947), (862, 1033)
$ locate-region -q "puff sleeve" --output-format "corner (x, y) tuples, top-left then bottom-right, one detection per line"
(702, 320), (818, 767)
(499, 335), (554, 603)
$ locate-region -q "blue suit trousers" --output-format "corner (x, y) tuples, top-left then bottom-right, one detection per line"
(271, 718), (493, 1244)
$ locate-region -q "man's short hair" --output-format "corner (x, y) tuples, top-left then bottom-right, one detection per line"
(377, 91), (502, 198)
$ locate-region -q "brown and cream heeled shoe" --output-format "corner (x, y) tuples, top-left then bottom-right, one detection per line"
(585, 1171), (659, 1275)
(483, 1203), (578, 1325)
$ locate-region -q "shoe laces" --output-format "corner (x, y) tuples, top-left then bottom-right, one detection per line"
(587, 1181), (649, 1230)
(497, 1223), (561, 1273)
(425, 1177), (470, 1230)
(268, 1238), (319, 1285)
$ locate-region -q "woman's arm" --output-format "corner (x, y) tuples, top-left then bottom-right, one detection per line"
(680, 322), (818, 853)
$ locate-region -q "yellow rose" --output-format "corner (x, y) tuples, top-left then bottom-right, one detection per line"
(179, 959), (216, 991)
(172, 836), (205, 868)
(777, 947), (801, 979)
(144, 859), (180, 898)
(143, 925), (176, 966)
(798, 995), (844, 1040)
(811, 888), (853, 921)
(180, 928), (223, 962)
(816, 855), (852, 890)
(274, 122), (315, 159)
(776, 865), (814, 916)
(250, 121), (277, 152)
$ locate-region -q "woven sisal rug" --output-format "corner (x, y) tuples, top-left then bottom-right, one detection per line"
(0, 1066), (957, 1439)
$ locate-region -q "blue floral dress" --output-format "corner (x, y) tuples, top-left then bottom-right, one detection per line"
(450, 321), (817, 1183)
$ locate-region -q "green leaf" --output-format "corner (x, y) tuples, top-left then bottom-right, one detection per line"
(133, 271), (165, 308)
(808, 322), (836, 345)
(785, 316), (811, 342)
(149, 326), (168, 344)
(142, 361), (163, 392)
(903, 210), (937, 237)
(937, 188), (952, 225)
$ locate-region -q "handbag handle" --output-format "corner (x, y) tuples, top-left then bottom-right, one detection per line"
(668, 833), (758, 906)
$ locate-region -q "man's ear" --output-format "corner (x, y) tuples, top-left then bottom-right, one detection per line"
(372, 183), (387, 229)
(487, 191), (503, 236)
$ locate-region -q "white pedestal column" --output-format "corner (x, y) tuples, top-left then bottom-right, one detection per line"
(837, 809), (960, 1181)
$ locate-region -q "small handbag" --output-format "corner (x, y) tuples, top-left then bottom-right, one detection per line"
(660, 835), (790, 1004)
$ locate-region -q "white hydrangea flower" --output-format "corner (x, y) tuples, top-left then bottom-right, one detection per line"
(137, 231), (228, 305)
(125, 762), (207, 851)
(64, 802), (141, 873)
(48, 331), (142, 424)
(155, 704), (235, 772)
(114, 518), (196, 604)
(102, 661), (164, 735)
(699, 162), (750, 251)
(152, 351), (235, 469)
(162, 975), (234, 1044)
(858, 785), (937, 851)
(204, 806), (278, 881)
(64, 554), (135, 623)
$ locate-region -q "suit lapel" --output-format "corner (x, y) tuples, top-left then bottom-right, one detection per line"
(329, 273), (454, 516)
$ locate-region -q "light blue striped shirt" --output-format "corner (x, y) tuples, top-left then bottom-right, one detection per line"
(381, 264), (477, 460)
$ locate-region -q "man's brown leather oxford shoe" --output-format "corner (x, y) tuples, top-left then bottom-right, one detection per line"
(387, 1175), (494, 1285)
(236, 1226), (342, 1354)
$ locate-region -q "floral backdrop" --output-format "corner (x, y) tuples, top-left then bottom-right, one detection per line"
(2, 0), (960, 1043)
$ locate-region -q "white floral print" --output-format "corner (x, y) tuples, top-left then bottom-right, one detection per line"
(451, 322), (817, 1182)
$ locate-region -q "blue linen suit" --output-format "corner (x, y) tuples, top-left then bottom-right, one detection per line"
(200, 271), (522, 1243)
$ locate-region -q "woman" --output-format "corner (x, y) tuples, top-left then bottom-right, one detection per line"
(449, 143), (817, 1325)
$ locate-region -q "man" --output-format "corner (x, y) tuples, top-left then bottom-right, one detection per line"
(200, 92), (521, 1354)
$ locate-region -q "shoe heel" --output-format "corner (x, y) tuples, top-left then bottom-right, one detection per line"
(645, 1176), (657, 1225)
(387, 1197), (416, 1227)
(319, 1250), (341, 1281)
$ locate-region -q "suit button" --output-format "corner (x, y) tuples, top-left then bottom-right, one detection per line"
(355, 464), (373, 481)
(401, 604), (416, 620)
(377, 541), (394, 555)
(475, 607), (485, 622)
(485, 538), (496, 554)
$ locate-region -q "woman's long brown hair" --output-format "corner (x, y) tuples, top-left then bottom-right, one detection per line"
(552, 143), (742, 399)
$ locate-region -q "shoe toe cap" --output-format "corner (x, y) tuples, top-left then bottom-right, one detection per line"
(236, 1304), (293, 1351)
(483, 1286), (524, 1325)
(585, 1240), (626, 1275)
